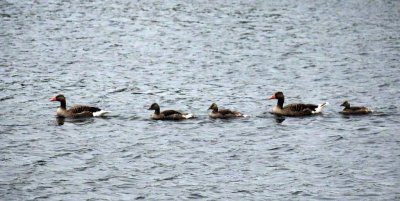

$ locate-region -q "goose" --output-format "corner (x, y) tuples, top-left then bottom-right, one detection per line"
(50, 94), (108, 118)
(148, 103), (194, 120)
(208, 103), (248, 119)
(268, 91), (328, 116)
(340, 101), (371, 114)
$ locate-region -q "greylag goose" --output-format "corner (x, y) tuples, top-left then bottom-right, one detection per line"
(268, 91), (328, 116)
(340, 101), (371, 114)
(50, 94), (108, 118)
(148, 103), (194, 120)
(208, 103), (248, 119)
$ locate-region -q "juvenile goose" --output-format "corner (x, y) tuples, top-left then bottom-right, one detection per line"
(208, 103), (248, 119)
(268, 91), (328, 116)
(148, 103), (194, 120)
(50, 94), (108, 118)
(340, 101), (371, 114)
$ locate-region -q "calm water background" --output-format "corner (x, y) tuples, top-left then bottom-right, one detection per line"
(1, 0), (400, 200)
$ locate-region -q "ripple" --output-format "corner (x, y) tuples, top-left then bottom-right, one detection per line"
(1, 0), (399, 200)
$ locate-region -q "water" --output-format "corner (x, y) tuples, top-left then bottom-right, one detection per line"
(1, 0), (400, 200)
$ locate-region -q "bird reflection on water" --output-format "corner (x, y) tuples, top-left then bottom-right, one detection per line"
(55, 117), (95, 126)
(56, 117), (65, 126)
(274, 116), (286, 123)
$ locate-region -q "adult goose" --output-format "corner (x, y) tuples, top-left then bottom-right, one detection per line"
(208, 103), (248, 119)
(340, 101), (371, 114)
(268, 91), (328, 116)
(50, 94), (109, 118)
(148, 103), (194, 120)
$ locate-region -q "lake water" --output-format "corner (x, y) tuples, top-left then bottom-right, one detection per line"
(1, 0), (399, 200)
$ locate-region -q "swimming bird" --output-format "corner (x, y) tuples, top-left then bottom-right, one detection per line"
(208, 103), (248, 119)
(50, 94), (109, 118)
(268, 91), (328, 116)
(148, 103), (194, 120)
(340, 101), (371, 114)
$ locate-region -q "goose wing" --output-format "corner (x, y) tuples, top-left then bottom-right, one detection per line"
(161, 110), (182, 117)
(219, 109), (245, 117)
(68, 105), (101, 114)
(69, 111), (95, 118)
(344, 106), (371, 113)
(284, 103), (318, 112)
(349, 106), (368, 111)
(218, 109), (237, 115)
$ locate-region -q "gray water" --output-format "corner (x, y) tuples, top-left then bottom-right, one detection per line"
(1, 0), (400, 200)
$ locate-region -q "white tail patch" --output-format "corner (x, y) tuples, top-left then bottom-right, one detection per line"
(241, 114), (250, 118)
(182, 113), (194, 119)
(313, 102), (329, 114)
(93, 110), (110, 117)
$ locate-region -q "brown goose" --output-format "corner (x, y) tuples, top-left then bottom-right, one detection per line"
(268, 91), (328, 116)
(208, 103), (248, 119)
(148, 103), (194, 120)
(50, 94), (108, 118)
(340, 101), (371, 114)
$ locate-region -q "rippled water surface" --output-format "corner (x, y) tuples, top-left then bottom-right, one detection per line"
(1, 0), (400, 200)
